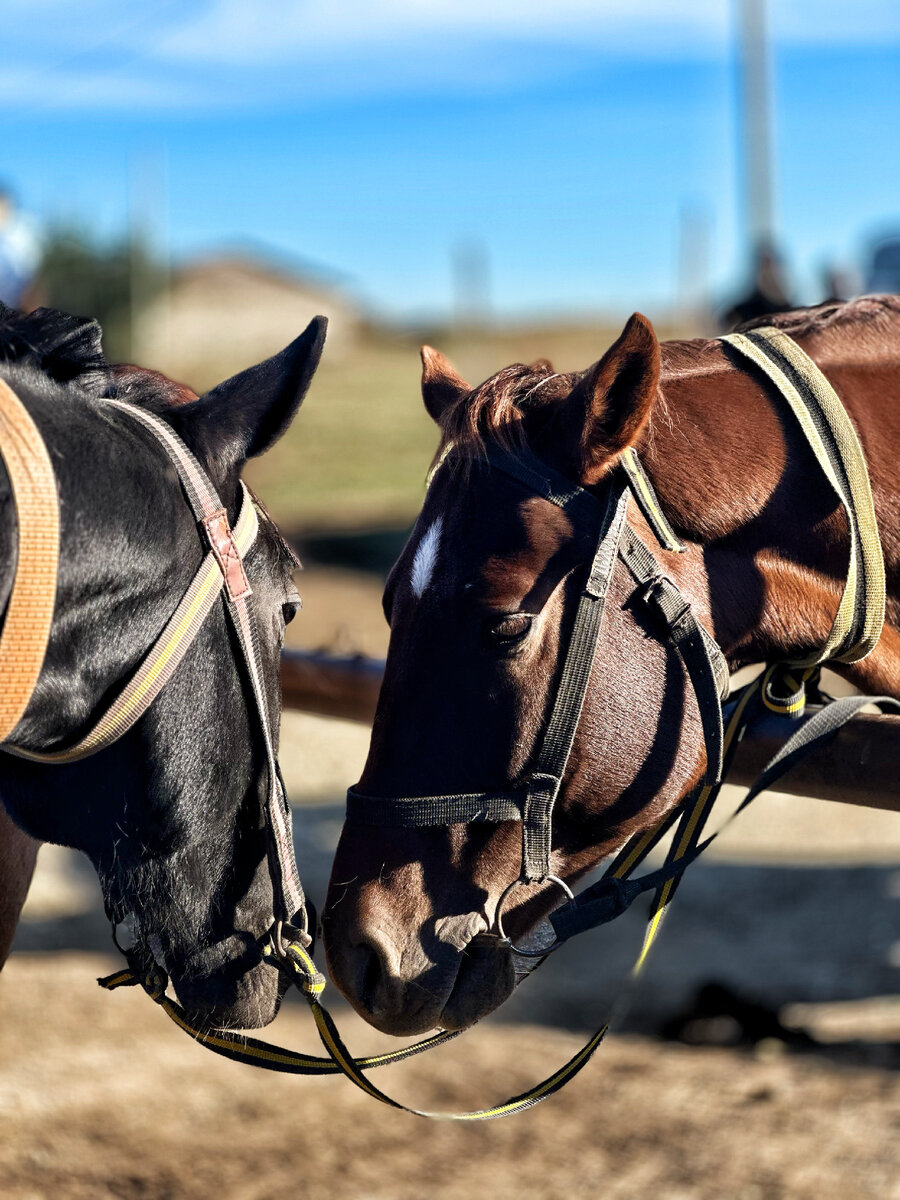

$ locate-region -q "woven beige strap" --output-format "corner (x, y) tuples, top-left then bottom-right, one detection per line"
(722, 328), (885, 664)
(5, 484), (258, 764)
(0, 379), (60, 742)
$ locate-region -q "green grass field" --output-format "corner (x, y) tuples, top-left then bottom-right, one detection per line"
(243, 318), (692, 532)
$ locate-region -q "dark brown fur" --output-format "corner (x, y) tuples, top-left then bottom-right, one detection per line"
(324, 298), (900, 1037)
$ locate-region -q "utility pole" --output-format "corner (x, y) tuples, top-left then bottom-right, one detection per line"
(677, 202), (713, 333)
(452, 237), (491, 333)
(736, 0), (775, 248)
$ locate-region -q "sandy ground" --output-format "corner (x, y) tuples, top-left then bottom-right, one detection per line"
(2, 953), (900, 1200)
(4, 567), (900, 1198)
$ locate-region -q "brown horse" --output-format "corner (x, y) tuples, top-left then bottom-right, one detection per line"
(323, 296), (900, 1037)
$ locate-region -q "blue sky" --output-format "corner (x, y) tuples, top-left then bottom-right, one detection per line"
(4, 1), (900, 321)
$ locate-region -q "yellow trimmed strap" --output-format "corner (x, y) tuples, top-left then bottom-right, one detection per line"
(5, 484), (258, 763)
(98, 962), (459, 1076)
(631, 677), (761, 971)
(722, 329), (885, 665)
(0, 379), (60, 743)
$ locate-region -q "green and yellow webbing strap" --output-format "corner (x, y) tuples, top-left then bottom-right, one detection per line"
(99, 943), (609, 1119)
(637, 678), (900, 963)
(620, 447), (685, 554)
(630, 674), (763, 971)
(721, 328), (885, 667)
(548, 671), (765, 957)
(98, 954), (461, 1077)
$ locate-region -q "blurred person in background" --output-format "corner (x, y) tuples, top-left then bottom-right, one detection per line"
(722, 238), (794, 329)
(865, 236), (900, 294)
(821, 262), (860, 303)
(0, 185), (41, 309)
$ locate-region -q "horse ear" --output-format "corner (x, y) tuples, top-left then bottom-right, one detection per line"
(173, 316), (327, 478)
(561, 313), (659, 485)
(420, 346), (470, 423)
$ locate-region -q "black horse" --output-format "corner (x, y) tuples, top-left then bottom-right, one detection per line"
(0, 303), (325, 1029)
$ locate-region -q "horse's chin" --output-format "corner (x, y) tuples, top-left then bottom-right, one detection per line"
(436, 935), (517, 1031)
(169, 938), (288, 1030)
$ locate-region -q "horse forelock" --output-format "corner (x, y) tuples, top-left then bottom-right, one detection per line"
(433, 362), (575, 470)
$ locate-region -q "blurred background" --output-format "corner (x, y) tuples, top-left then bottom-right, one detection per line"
(3, 2), (900, 1197)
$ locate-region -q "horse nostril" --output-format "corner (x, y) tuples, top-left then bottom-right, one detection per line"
(359, 940), (385, 1010)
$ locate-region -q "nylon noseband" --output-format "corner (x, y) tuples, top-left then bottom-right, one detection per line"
(346, 443), (730, 890)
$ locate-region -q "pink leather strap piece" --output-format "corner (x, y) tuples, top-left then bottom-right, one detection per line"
(0, 379), (60, 743)
(202, 508), (252, 601)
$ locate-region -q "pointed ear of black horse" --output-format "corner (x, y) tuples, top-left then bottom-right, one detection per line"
(559, 312), (660, 485)
(420, 345), (470, 423)
(173, 315), (327, 478)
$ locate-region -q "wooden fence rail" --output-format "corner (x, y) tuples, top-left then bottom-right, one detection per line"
(281, 650), (900, 813)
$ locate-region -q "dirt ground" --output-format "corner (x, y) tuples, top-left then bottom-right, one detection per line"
(2, 955), (900, 1200)
(4, 567), (900, 1199)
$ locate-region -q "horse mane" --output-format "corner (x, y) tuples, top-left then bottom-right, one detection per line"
(435, 296), (900, 475)
(434, 361), (576, 467)
(0, 302), (109, 396)
(0, 304), (202, 413)
(736, 293), (900, 338)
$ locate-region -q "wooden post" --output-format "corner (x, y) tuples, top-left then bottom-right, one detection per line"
(281, 649), (383, 724)
(280, 652), (900, 814)
(729, 708), (900, 812)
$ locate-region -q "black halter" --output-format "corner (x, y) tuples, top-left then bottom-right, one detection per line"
(346, 444), (730, 892)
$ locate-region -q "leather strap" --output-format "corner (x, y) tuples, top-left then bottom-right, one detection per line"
(0, 379), (60, 743)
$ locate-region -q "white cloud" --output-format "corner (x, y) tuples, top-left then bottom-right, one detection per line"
(158, 0), (729, 65)
(157, 0), (900, 66)
(4, 0), (900, 113)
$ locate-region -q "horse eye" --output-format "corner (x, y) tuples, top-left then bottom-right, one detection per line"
(487, 613), (533, 646)
(282, 590), (302, 626)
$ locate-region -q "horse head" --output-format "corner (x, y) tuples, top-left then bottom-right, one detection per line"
(323, 314), (715, 1035)
(0, 304), (325, 1029)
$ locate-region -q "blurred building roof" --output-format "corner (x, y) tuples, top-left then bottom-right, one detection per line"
(134, 246), (361, 391)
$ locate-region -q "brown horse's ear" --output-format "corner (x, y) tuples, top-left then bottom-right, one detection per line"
(562, 312), (659, 485)
(420, 346), (470, 423)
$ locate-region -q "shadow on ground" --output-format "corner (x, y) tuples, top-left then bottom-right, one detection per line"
(14, 804), (900, 1070)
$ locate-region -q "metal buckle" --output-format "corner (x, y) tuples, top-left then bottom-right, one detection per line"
(493, 874), (574, 958)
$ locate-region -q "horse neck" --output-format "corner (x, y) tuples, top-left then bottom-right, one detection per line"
(638, 316), (899, 678)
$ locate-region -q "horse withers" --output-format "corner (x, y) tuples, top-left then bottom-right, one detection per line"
(0, 304), (325, 1029)
(323, 297), (900, 1037)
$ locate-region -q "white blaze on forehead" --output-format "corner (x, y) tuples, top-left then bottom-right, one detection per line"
(410, 517), (443, 597)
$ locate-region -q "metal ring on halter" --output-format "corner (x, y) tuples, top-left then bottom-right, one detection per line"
(494, 875), (575, 958)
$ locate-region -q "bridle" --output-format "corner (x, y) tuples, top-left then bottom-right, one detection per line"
(345, 439), (731, 952)
(0, 378), (308, 946)
(2, 326), (892, 1123)
(345, 326), (887, 957)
